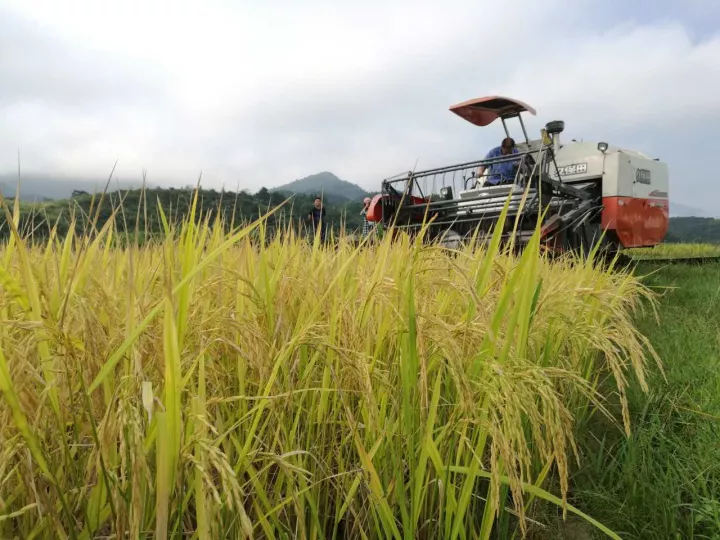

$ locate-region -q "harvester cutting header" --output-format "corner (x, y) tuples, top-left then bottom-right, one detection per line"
(364, 96), (670, 256)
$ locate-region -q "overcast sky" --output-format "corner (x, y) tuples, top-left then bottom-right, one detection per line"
(1, 0), (719, 211)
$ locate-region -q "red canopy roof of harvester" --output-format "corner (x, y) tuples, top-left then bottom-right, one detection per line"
(449, 96), (536, 127)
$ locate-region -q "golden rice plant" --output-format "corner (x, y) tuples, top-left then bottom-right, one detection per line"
(0, 189), (659, 539)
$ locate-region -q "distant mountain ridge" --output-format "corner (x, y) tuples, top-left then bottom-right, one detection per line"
(3, 171), (716, 220)
(272, 172), (371, 203)
(0, 171), (377, 207)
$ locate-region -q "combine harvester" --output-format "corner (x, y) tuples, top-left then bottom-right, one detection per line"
(364, 96), (673, 260)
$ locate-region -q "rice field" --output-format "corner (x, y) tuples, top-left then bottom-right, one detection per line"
(0, 194), (661, 539)
(625, 242), (720, 260)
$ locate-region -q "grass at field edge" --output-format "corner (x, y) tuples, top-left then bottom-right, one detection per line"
(551, 262), (720, 539)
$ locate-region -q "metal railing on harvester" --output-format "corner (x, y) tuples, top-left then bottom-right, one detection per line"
(377, 140), (604, 252)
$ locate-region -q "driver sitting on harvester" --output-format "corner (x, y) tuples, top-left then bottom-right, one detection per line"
(475, 137), (520, 186)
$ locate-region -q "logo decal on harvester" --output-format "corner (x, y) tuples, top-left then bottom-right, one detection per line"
(557, 163), (588, 176)
(635, 168), (651, 185)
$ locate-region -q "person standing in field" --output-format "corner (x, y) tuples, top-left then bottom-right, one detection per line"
(360, 197), (373, 237)
(308, 196), (327, 243)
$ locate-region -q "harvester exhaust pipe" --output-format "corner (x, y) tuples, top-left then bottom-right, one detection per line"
(545, 120), (565, 152)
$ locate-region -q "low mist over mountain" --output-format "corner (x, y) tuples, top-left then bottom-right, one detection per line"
(670, 202), (715, 219)
(0, 174), (148, 202)
(272, 172), (371, 203)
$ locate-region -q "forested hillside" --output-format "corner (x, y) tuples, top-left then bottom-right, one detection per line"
(666, 217), (720, 243)
(2, 184), (716, 246)
(272, 171), (372, 203)
(0, 186), (366, 241)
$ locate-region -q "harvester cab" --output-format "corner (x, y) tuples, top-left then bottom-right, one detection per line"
(365, 95), (669, 255)
(450, 96), (542, 189)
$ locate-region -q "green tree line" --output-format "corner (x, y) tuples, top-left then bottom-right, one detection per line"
(0, 186), (367, 243)
(1, 186), (717, 245)
(665, 217), (720, 244)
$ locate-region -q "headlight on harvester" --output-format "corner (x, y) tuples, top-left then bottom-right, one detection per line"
(440, 187), (453, 200)
(597, 142), (608, 153)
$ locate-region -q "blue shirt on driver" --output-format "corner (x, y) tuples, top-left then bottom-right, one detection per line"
(483, 145), (519, 185)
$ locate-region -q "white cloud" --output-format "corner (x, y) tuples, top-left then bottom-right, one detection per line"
(0, 0), (718, 211)
(506, 23), (720, 129)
